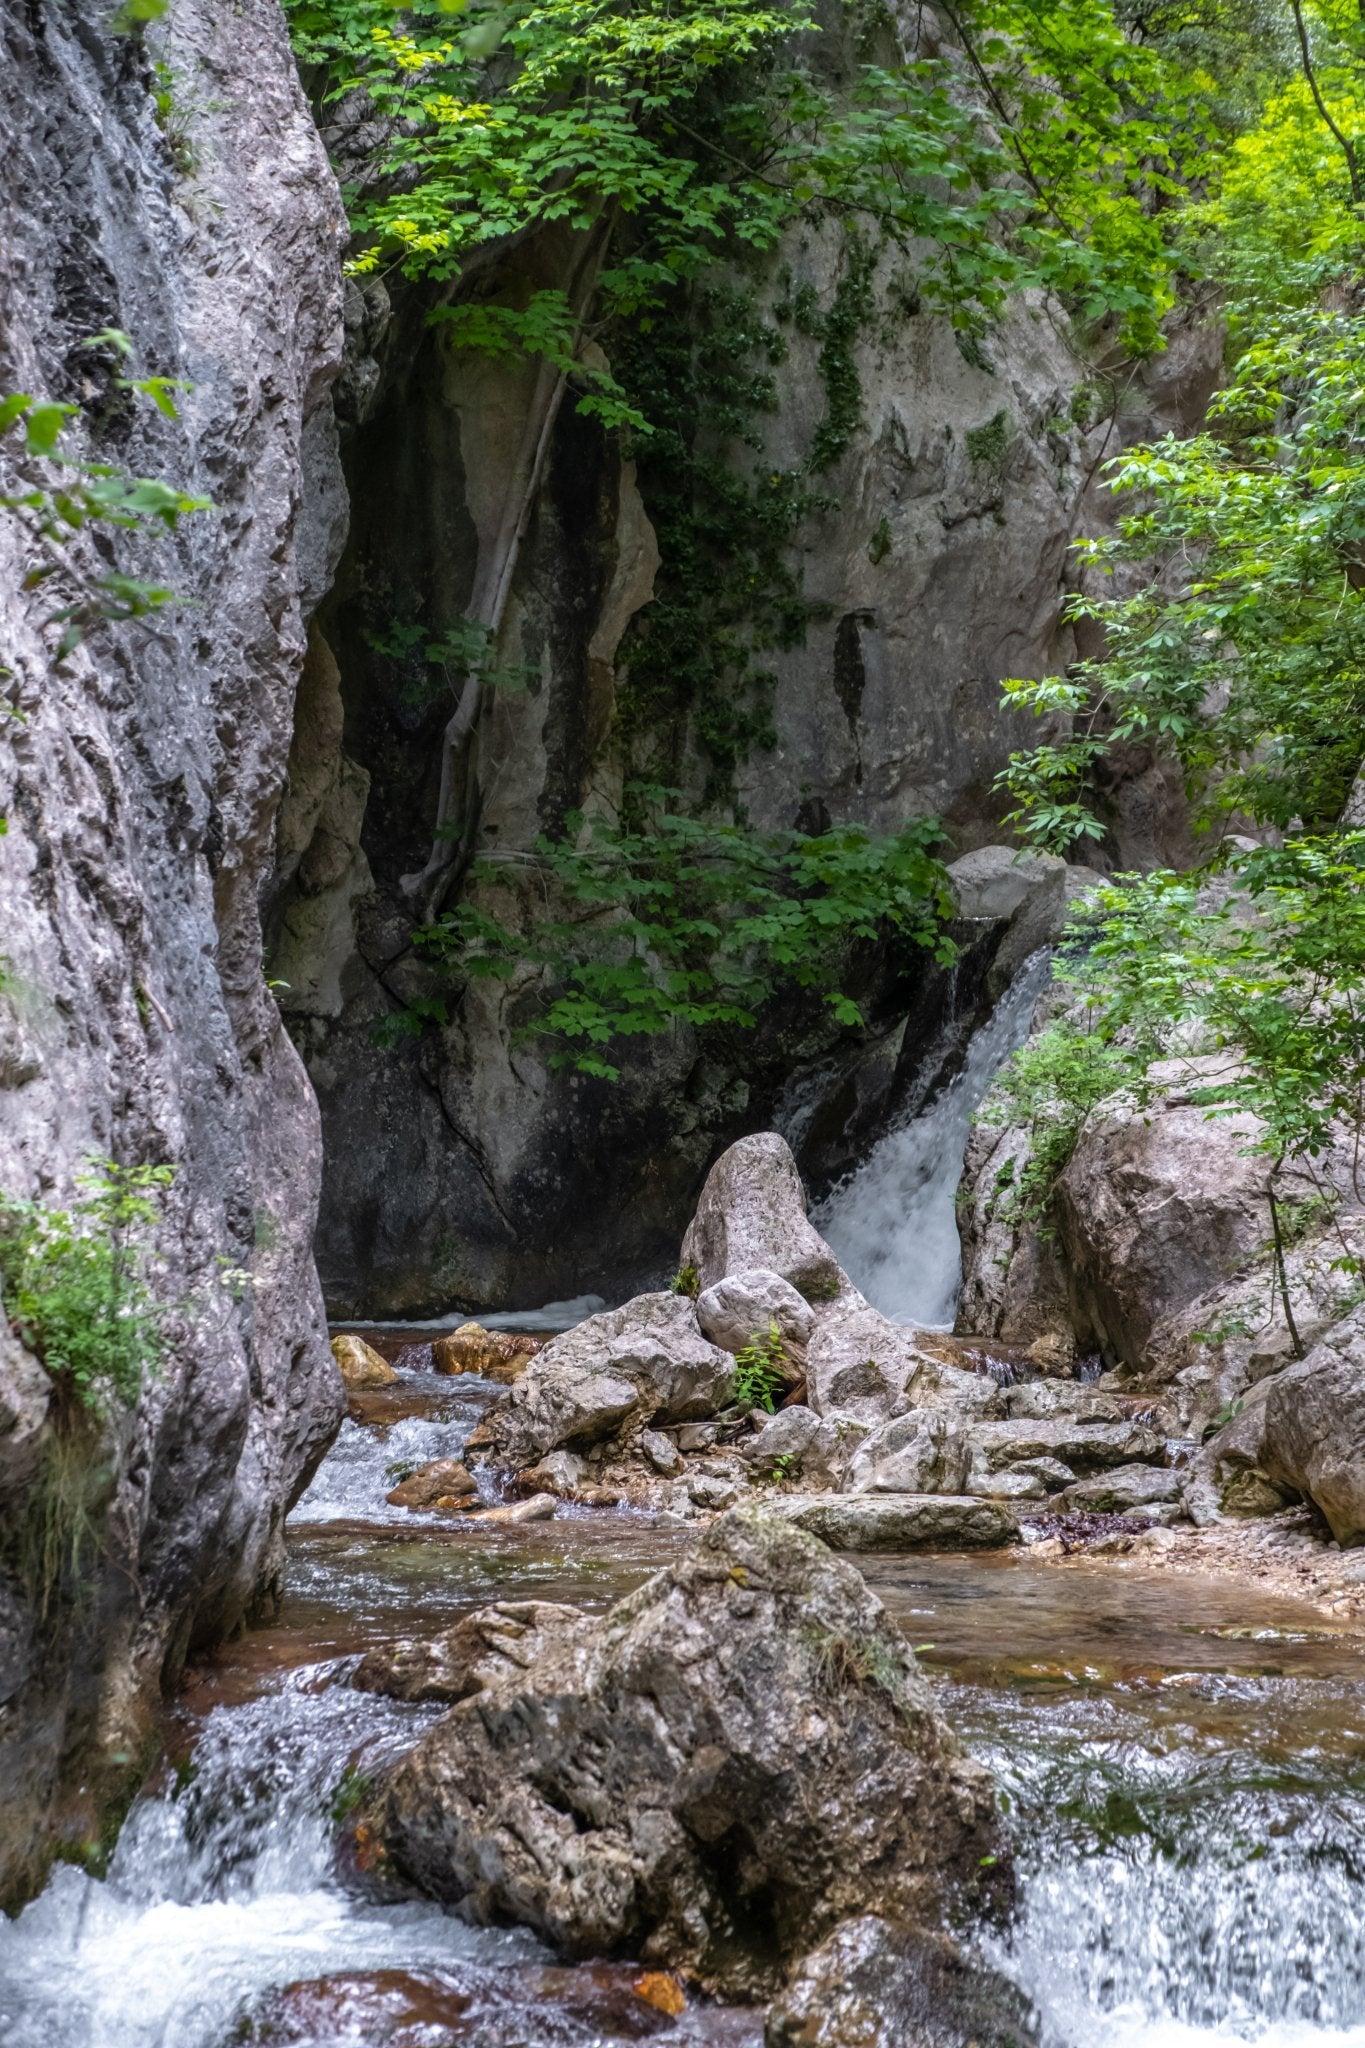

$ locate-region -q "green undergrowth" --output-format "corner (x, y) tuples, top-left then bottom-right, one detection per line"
(415, 790), (955, 1076)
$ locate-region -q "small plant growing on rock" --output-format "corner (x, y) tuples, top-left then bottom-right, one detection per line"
(733, 1320), (786, 1413)
(670, 1264), (700, 1299)
(0, 1158), (175, 1415)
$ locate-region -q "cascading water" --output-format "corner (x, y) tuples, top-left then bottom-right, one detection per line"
(813, 950), (1053, 1326)
(6, 1336), (1365, 2045)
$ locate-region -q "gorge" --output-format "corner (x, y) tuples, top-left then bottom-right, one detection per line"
(3, 0), (1365, 2043)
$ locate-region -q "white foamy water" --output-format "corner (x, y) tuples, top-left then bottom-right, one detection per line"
(813, 951), (1052, 1325)
(0, 1674), (538, 2048)
(291, 1380), (502, 1524)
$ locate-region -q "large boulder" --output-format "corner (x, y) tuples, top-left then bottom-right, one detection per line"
(964, 1417), (1164, 1476)
(330, 1333), (397, 1389)
(947, 845), (1069, 995)
(955, 1059), (1276, 1381)
(1053, 1068), (1271, 1370)
(681, 1134), (842, 1300)
(482, 1293), (735, 1468)
(372, 1509), (1002, 1995)
(766, 1915), (1038, 2048)
(432, 1323), (540, 1382)
(1261, 1307), (1365, 1544)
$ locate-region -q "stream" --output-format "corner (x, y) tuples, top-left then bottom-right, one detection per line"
(2, 977), (1362, 2047)
(3, 1354), (1365, 2046)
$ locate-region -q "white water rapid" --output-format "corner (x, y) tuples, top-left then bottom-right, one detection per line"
(813, 950), (1053, 1326)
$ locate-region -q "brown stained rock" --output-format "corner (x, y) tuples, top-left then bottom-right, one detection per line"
(384, 1459), (477, 1510)
(331, 1334), (398, 1390)
(432, 1323), (542, 1382)
(354, 1603), (583, 1704)
(765, 1916), (1038, 2047)
(373, 1508), (1002, 1995)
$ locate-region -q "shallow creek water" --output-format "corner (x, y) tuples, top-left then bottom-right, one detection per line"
(4, 1370), (1365, 2047)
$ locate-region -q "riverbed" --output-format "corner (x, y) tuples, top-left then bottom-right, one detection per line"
(4, 1365), (1365, 2047)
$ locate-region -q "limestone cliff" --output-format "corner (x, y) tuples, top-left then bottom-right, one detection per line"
(271, 203), (1209, 1317)
(0, 0), (345, 1901)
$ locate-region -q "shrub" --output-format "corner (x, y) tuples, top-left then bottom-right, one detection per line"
(0, 1158), (175, 1415)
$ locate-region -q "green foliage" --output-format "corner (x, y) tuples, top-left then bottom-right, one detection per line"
(966, 409), (1010, 469)
(986, 843), (1365, 1285)
(809, 237), (877, 473)
(610, 282), (827, 791)
(670, 1264), (701, 1299)
(287, 0), (1217, 352)
(733, 1318), (787, 1411)
(0, 367), (212, 658)
(0, 1160), (176, 1415)
(329, 1765), (375, 1826)
(980, 1020), (1143, 1225)
(999, 309), (1365, 849)
(415, 789), (954, 1076)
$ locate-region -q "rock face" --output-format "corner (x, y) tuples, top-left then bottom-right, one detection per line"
(1262, 1308), (1365, 1544)
(270, 0), (1211, 1327)
(483, 1292), (735, 1468)
(373, 1510), (1002, 1994)
(0, 0), (345, 1901)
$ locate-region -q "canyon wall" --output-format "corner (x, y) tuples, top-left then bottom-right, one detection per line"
(273, 218), (1211, 1317)
(0, 0), (345, 1901)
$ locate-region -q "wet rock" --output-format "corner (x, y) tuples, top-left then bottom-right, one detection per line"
(433, 1323), (541, 1382)
(476, 1493), (559, 1524)
(764, 1495), (1020, 1551)
(697, 1268), (816, 1364)
(242, 1959), (705, 2047)
(744, 1407), (824, 1477)
(964, 1418), (1164, 1475)
(375, 1508), (1002, 1995)
(385, 1458), (477, 1510)
(518, 1449), (587, 1498)
(484, 1294), (735, 1469)
(1054, 1465), (1183, 1514)
(1262, 1307), (1365, 1544)
(681, 1134), (843, 1301)
(688, 1472), (740, 1511)
(845, 1413), (968, 1496)
(640, 1429), (685, 1477)
(354, 1603), (585, 1705)
(766, 1915), (1038, 2048)
(331, 1334), (398, 1389)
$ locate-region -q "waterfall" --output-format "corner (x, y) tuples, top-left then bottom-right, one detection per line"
(813, 952), (1052, 1327)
